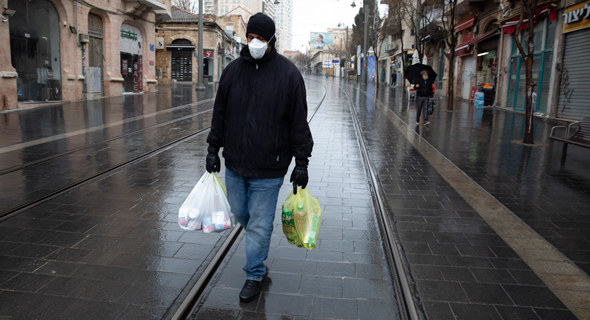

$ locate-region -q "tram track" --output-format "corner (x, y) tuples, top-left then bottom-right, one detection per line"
(170, 78), (327, 320)
(0, 99), (215, 176)
(343, 87), (420, 320)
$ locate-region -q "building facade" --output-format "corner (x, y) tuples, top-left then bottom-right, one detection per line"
(1, 0), (171, 109)
(379, 0), (590, 121)
(155, 7), (244, 84)
(274, 0), (293, 53)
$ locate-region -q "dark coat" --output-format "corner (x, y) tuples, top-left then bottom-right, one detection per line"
(412, 76), (435, 97)
(207, 46), (313, 178)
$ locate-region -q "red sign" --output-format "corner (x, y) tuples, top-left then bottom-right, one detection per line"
(133, 62), (139, 93)
(122, 59), (128, 75)
(149, 60), (154, 66)
(204, 50), (213, 58)
(138, 56), (143, 92)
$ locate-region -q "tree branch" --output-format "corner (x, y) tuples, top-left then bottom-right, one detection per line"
(513, 0), (528, 58)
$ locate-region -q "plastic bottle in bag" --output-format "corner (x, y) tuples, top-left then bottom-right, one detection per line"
(294, 202), (308, 244)
(306, 213), (319, 249)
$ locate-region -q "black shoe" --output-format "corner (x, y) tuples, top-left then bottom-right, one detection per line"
(239, 280), (261, 303)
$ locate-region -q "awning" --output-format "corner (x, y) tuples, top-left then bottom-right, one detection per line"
(501, 4), (557, 34)
(166, 45), (196, 50)
(454, 30), (499, 56)
(455, 15), (475, 33)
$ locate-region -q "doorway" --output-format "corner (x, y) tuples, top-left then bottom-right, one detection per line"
(171, 39), (193, 82)
(88, 13), (104, 96)
(9, 0), (62, 102)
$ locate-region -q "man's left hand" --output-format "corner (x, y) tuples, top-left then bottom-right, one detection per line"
(290, 158), (309, 194)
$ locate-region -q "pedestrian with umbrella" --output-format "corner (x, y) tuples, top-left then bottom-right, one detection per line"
(405, 63), (437, 125)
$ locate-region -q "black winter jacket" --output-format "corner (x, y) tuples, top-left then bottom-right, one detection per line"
(412, 77), (435, 97)
(207, 46), (314, 178)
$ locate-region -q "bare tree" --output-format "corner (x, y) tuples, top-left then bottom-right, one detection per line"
(401, 0), (439, 62)
(513, 0), (539, 144)
(173, 0), (198, 13)
(439, 0), (458, 110)
(384, 0), (408, 92)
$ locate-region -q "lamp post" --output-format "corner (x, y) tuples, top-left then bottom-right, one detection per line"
(351, 1), (368, 84)
(196, 0), (206, 91)
(338, 22), (350, 81)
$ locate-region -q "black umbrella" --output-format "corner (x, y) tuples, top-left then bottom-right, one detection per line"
(404, 63), (437, 83)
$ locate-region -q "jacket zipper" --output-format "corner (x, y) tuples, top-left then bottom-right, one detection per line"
(256, 63), (258, 70)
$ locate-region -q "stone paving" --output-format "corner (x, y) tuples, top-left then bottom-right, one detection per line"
(0, 85), (214, 214)
(345, 81), (586, 319)
(192, 78), (401, 320)
(1, 76), (589, 319)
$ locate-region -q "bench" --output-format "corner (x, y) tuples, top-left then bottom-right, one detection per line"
(549, 117), (590, 165)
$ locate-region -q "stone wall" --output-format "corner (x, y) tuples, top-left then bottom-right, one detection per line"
(0, 0), (166, 110)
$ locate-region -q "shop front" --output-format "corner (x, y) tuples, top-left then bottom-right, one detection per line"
(120, 24), (143, 93)
(556, 0), (590, 120)
(503, 5), (557, 112)
(9, 0), (62, 102)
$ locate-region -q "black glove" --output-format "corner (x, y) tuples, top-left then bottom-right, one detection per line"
(206, 146), (221, 173)
(290, 158), (309, 194)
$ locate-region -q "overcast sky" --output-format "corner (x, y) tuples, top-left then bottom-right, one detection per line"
(292, 0), (358, 53)
(291, 0), (387, 53)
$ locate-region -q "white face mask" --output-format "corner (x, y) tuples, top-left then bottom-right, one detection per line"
(248, 35), (274, 60)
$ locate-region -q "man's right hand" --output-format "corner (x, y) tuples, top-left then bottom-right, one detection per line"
(206, 146), (221, 173)
(415, 84), (420, 88)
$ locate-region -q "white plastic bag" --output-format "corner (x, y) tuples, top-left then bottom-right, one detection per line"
(178, 172), (235, 232)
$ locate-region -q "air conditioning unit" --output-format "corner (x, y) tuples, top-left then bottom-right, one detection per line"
(156, 68), (163, 79)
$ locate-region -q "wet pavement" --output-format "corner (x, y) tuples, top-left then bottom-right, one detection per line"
(0, 75), (589, 319)
(0, 85), (215, 214)
(344, 81), (589, 319)
(192, 78), (401, 320)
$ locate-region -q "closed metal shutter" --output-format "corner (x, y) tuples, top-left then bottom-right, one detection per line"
(461, 55), (475, 100)
(557, 28), (590, 120)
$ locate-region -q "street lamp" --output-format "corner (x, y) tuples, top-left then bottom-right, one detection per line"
(351, 0), (368, 84)
(196, 0), (206, 91)
(338, 22), (350, 81)
(274, 1), (280, 4)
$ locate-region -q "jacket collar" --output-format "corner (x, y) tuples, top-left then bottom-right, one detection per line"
(240, 46), (277, 65)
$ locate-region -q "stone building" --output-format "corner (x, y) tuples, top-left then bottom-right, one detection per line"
(0, 0), (172, 109)
(155, 7), (245, 84)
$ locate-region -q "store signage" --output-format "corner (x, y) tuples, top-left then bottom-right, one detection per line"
(563, 0), (590, 33)
(121, 30), (138, 41)
(122, 59), (128, 75)
(149, 60), (154, 66)
(150, 44), (155, 52)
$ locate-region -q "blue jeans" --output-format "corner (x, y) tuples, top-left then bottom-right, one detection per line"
(225, 169), (284, 281)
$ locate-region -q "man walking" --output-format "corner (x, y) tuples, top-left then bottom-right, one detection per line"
(413, 70), (434, 125)
(205, 13), (313, 303)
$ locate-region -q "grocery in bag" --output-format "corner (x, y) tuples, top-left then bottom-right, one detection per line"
(281, 187), (322, 250)
(178, 172), (236, 233)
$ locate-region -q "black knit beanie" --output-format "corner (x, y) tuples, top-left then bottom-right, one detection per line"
(247, 13), (276, 45)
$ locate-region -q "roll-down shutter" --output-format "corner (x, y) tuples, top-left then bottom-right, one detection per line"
(558, 29), (590, 120)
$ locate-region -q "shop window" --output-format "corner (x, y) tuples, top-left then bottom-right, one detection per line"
(9, 0), (61, 102)
(507, 18), (553, 112)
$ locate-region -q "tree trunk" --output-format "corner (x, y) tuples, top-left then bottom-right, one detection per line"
(522, 0), (538, 145)
(523, 34), (535, 144)
(447, 53), (455, 111)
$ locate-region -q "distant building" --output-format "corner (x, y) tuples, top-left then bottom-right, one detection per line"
(274, 0), (293, 53)
(251, 0), (276, 19)
(155, 7), (242, 84)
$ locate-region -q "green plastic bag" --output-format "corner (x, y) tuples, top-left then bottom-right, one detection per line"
(281, 187), (322, 250)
